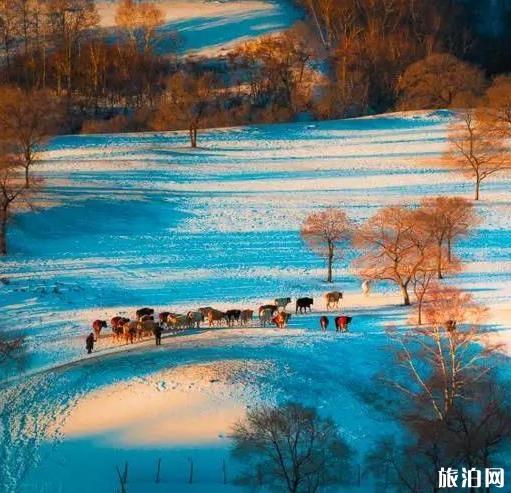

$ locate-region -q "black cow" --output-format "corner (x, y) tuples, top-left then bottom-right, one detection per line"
(136, 307), (154, 319)
(226, 309), (241, 326)
(296, 297), (313, 314)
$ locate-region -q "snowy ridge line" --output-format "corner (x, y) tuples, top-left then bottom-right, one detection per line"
(0, 326), (306, 387)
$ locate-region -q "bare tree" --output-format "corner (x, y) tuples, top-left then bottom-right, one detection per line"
(410, 269), (439, 326)
(115, 0), (164, 54)
(367, 290), (509, 493)
(445, 109), (509, 200)
(0, 158), (26, 255)
(0, 87), (61, 188)
(46, 0), (99, 96)
(392, 285), (491, 420)
(152, 71), (218, 148)
(484, 75), (511, 138)
(301, 208), (351, 283)
(397, 53), (485, 110)
(231, 402), (353, 493)
(417, 196), (477, 278)
(353, 206), (434, 305)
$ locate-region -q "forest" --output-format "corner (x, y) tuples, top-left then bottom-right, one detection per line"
(0, 0), (510, 137)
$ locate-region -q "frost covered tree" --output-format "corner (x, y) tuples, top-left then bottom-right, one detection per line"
(115, 0), (164, 54)
(0, 87), (62, 188)
(354, 206), (433, 305)
(445, 109), (510, 200)
(301, 208), (352, 283)
(231, 402), (353, 493)
(485, 75), (511, 138)
(397, 53), (485, 110)
(0, 159), (26, 255)
(367, 290), (511, 493)
(152, 71), (217, 148)
(417, 196), (477, 279)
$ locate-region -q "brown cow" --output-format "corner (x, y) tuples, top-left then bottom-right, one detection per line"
(335, 315), (352, 332)
(111, 317), (129, 342)
(167, 314), (188, 330)
(320, 315), (329, 331)
(122, 321), (137, 344)
(272, 312), (291, 328)
(259, 304), (278, 316)
(137, 320), (158, 340)
(198, 307), (213, 320)
(240, 309), (254, 325)
(207, 309), (226, 327)
(92, 320), (107, 341)
(324, 291), (343, 310)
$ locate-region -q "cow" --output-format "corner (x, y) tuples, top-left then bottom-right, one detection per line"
(122, 321), (138, 344)
(335, 315), (352, 332)
(111, 316), (129, 342)
(92, 319), (107, 341)
(296, 297), (313, 314)
(259, 304), (278, 316)
(240, 309), (254, 325)
(226, 309), (241, 326)
(274, 297), (291, 309)
(259, 308), (273, 327)
(272, 312), (291, 328)
(324, 291), (343, 310)
(207, 309), (226, 327)
(159, 312), (170, 323)
(320, 315), (329, 331)
(137, 320), (158, 340)
(167, 314), (189, 330)
(136, 307), (154, 320)
(187, 311), (203, 329)
(140, 314), (154, 322)
(198, 307), (213, 321)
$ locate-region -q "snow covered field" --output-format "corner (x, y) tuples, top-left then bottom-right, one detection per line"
(1, 110), (510, 492)
(96, 0), (302, 56)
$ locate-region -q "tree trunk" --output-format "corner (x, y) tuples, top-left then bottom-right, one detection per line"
(400, 284), (410, 306)
(475, 178), (480, 201)
(0, 212), (7, 255)
(447, 236), (452, 263)
(24, 165), (30, 189)
(326, 242), (333, 283)
(189, 126), (197, 148)
(437, 242), (443, 279)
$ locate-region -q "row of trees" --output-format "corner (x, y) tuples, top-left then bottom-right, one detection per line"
(295, 0), (511, 117)
(1, 0), (510, 142)
(301, 197), (478, 323)
(231, 286), (510, 493)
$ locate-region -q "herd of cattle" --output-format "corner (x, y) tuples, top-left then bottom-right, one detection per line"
(91, 291), (351, 344)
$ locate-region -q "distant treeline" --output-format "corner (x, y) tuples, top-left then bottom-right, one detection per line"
(293, 0), (511, 117)
(0, 0), (510, 137)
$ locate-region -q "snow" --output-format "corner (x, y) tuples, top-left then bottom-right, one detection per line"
(1, 110), (510, 492)
(96, 0), (302, 57)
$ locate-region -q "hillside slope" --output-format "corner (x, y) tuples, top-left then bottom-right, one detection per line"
(1, 110), (511, 493)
